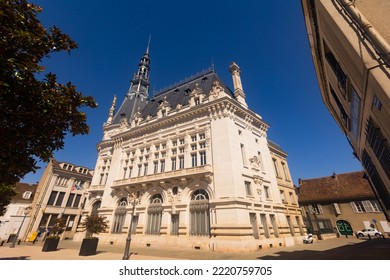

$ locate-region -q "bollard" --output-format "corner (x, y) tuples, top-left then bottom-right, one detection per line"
(0, 240), (4, 246)
(368, 234), (371, 240)
(345, 234), (348, 238)
(17, 239), (21, 245)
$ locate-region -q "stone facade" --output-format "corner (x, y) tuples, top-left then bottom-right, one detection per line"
(301, 0), (390, 220)
(74, 48), (305, 252)
(25, 159), (93, 240)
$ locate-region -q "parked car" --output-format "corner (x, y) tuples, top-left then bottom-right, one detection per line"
(356, 228), (383, 238)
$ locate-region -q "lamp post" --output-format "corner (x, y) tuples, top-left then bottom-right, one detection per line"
(122, 192), (139, 260)
(10, 206), (32, 248)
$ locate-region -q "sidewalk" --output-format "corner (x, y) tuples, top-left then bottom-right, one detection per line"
(0, 236), (389, 260)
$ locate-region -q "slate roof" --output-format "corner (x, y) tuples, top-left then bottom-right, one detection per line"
(112, 67), (233, 124)
(297, 171), (376, 204)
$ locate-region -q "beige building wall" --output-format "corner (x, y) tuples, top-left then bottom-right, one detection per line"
(301, 0), (390, 220)
(25, 160), (93, 240)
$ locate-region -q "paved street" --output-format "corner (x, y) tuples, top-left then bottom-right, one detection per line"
(0, 236), (389, 260)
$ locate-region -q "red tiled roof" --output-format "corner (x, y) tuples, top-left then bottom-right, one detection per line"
(297, 171), (376, 204)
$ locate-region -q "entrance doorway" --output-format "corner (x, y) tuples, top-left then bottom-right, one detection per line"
(336, 220), (353, 236)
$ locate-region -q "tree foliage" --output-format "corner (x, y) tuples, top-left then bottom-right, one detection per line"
(81, 215), (109, 238)
(0, 184), (16, 216)
(0, 0), (97, 189)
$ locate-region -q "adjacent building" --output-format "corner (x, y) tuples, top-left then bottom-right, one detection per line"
(301, 0), (390, 220)
(298, 171), (390, 239)
(0, 182), (37, 243)
(73, 45), (305, 253)
(25, 159), (93, 241)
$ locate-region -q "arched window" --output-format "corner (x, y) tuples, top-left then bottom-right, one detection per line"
(111, 197), (128, 233)
(190, 189), (210, 236)
(146, 194), (163, 235)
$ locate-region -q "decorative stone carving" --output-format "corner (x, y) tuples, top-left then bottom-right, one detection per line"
(253, 175), (263, 185)
(249, 156), (261, 172)
(209, 80), (224, 100)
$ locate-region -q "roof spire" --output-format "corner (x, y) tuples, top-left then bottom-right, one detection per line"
(146, 34), (151, 54)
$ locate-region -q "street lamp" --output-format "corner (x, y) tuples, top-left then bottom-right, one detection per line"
(122, 192), (140, 260)
(10, 206), (32, 248)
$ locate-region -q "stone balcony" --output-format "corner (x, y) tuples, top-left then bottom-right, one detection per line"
(112, 164), (213, 189)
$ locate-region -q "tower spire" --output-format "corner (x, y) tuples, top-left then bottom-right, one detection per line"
(146, 34), (151, 54)
(111, 38), (152, 125)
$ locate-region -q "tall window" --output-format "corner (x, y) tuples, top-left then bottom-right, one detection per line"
(324, 42), (347, 93)
(160, 160), (165, 173)
(270, 214), (279, 237)
(273, 158), (279, 177)
(66, 193), (75, 207)
(281, 162), (289, 180)
(47, 191), (58, 206)
(366, 118), (390, 178)
(264, 186), (270, 200)
(260, 214), (269, 238)
(171, 157), (177, 171)
(287, 216), (295, 236)
(191, 153), (197, 167)
(55, 192), (65, 206)
(240, 144), (247, 166)
(190, 189), (210, 236)
(179, 156), (185, 169)
(73, 194), (81, 208)
(350, 87), (361, 141)
(154, 161), (158, 174)
(146, 194), (163, 235)
(200, 151), (207, 165)
(296, 216), (304, 235)
(171, 214), (179, 236)
(131, 216), (139, 234)
(280, 190), (286, 203)
(245, 181), (252, 196)
(112, 198), (128, 234)
(249, 213), (259, 239)
(143, 163), (148, 176)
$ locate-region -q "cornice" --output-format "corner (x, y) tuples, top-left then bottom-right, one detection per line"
(97, 96), (269, 150)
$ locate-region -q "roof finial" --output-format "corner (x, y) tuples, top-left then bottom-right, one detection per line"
(146, 34), (151, 54)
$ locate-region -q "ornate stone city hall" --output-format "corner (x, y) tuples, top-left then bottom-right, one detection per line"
(74, 44), (305, 252)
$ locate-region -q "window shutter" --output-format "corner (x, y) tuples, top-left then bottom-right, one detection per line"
(317, 204), (323, 214)
(362, 200), (373, 212)
(350, 202), (358, 213)
(333, 203), (341, 215)
(308, 205), (315, 214)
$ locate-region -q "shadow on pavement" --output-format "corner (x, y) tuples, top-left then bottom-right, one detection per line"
(0, 256), (30, 260)
(259, 239), (390, 260)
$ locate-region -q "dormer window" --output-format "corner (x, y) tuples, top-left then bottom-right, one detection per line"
(22, 191), (32, 199)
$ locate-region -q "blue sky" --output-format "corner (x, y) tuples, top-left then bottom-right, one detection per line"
(22, 0), (362, 185)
